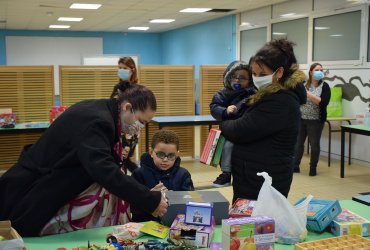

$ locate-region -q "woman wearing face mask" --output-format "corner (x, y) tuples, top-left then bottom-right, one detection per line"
(111, 56), (140, 173)
(293, 63), (331, 176)
(220, 39), (307, 202)
(0, 82), (168, 236)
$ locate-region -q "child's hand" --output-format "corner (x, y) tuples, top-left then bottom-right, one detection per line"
(151, 182), (168, 192)
(227, 105), (237, 114)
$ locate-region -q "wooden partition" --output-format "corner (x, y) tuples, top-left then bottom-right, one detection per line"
(0, 66), (54, 170)
(199, 65), (226, 150)
(59, 66), (118, 106)
(139, 65), (195, 157)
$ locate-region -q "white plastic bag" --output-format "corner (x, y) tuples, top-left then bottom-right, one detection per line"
(252, 172), (313, 244)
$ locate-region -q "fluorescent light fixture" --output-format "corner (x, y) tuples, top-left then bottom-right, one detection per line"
(150, 19), (175, 23)
(58, 17), (83, 22)
(179, 8), (211, 13)
(70, 3), (101, 9)
(273, 32), (287, 36)
(315, 26), (330, 30)
(128, 26), (149, 31)
(280, 12), (296, 17)
(49, 25), (71, 29)
(240, 22), (251, 26)
(330, 34), (343, 37)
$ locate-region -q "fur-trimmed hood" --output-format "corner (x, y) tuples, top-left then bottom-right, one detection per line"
(249, 65), (307, 105)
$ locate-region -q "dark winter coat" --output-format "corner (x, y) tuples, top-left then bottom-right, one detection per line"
(0, 99), (161, 236)
(131, 152), (194, 222)
(220, 66), (307, 202)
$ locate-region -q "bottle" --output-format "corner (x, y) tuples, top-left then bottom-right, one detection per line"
(364, 108), (370, 125)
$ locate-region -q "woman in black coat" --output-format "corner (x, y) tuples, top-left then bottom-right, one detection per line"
(220, 39), (307, 202)
(0, 82), (168, 236)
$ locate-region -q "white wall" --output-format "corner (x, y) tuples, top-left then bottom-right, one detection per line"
(6, 36), (103, 95)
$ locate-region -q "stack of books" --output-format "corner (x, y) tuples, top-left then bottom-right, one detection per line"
(200, 128), (225, 167)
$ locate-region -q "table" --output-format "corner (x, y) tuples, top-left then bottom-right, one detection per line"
(0, 122), (49, 134)
(340, 124), (370, 178)
(145, 115), (220, 151)
(23, 200), (370, 250)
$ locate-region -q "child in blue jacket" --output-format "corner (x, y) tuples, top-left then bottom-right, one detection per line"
(131, 129), (194, 222)
(210, 61), (257, 187)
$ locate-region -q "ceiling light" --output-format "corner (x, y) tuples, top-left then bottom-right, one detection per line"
(58, 17), (83, 22)
(179, 8), (211, 13)
(150, 19), (175, 23)
(272, 32), (287, 36)
(315, 26), (330, 30)
(49, 25), (71, 29)
(128, 27), (149, 31)
(240, 22), (251, 26)
(70, 3), (101, 9)
(280, 13), (296, 17)
(330, 34), (343, 37)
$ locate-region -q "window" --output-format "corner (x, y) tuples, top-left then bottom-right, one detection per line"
(313, 11), (361, 61)
(240, 27), (267, 62)
(272, 18), (308, 64)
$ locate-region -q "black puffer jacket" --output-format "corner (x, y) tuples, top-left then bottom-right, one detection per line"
(220, 67), (307, 202)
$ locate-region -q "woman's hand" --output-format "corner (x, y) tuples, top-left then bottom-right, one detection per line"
(150, 182), (168, 192)
(227, 105), (237, 114)
(151, 195), (168, 217)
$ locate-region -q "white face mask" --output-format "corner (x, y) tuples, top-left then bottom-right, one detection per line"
(252, 69), (278, 89)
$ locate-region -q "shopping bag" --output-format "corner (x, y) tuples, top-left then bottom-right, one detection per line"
(252, 172), (313, 244)
(327, 87), (342, 117)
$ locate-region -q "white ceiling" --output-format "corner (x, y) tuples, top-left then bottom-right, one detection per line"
(0, 0), (291, 32)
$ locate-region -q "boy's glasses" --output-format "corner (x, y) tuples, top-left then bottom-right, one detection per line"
(231, 76), (250, 82)
(153, 151), (177, 161)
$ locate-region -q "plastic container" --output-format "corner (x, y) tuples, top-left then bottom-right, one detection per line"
(364, 108), (370, 125)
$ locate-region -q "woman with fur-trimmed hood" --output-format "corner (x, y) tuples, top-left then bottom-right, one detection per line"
(220, 39), (307, 202)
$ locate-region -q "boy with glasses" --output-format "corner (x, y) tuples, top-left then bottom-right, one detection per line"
(210, 61), (257, 187)
(131, 129), (194, 222)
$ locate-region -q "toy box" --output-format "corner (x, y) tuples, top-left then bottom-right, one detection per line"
(229, 198), (256, 218)
(295, 198), (341, 232)
(162, 191), (229, 226)
(0, 113), (16, 128)
(295, 234), (370, 250)
(330, 208), (370, 236)
(222, 216), (275, 250)
(169, 214), (215, 248)
(0, 221), (25, 250)
(185, 202), (213, 226)
(49, 106), (68, 123)
(112, 222), (144, 240)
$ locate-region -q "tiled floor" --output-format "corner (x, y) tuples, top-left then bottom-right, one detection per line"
(181, 154), (370, 205)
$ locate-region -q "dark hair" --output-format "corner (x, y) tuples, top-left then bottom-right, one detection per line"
(151, 129), (179, 150)
(117, 81), (156, 112)
(306, 62), (323, 90)
(110, 57), (138, 98)
(252, 39), (297, 83)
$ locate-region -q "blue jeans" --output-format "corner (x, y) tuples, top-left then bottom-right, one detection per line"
(294, 119), (325, 169)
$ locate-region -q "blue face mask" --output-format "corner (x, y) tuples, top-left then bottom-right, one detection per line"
(232, 83), (242, 90)
(313, 71), (324, 81)
(118, 69), (131, 80)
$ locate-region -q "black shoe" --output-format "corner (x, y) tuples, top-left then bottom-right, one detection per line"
(309, 168), (317, 176)
(212, 172), (231, 187)
(293, 167), (300, 173)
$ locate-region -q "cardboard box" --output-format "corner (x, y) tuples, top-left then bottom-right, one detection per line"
(0, 113), (16, 128)
(185, 202), (213, 226)
(162, 191), (229, 226)
(0, 221), (25, 250)
(330, 208), (370, 236)
(296, 198), (342, 232)
(169, 214), (215, 248)
(222, 216), (275, 250)
(228, 198), (255, 218)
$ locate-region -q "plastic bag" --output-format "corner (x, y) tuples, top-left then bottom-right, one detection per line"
(252, 172), (313, 244)
(327, 87), (342, 117)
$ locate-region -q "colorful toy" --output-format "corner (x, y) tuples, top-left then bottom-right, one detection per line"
(330, 208), (370, 236)
(185, 202), (213, 226)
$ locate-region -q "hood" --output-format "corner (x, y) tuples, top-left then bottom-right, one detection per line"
(223, 60), (250, 89)
(248, 64), (306, 105)
(140, 152), (181, 174)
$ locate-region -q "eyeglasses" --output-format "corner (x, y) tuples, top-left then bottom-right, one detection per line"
(231, 76), (250, 82)
(153, 151), (177, 161)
